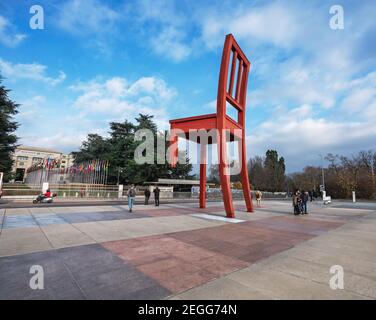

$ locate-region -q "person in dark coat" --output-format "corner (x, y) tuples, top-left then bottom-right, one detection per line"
(153, 186), (160, 206)
(301, 190), (309, 214)
(292, 191), (300, 215)
(144, 188), (151, 205)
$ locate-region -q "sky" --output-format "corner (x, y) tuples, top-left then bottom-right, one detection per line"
(0, 0), (375, 173)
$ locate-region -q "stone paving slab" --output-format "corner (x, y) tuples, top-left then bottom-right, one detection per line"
(33, 213), (68, 226)
(0, 209), (4, 230)
(279, 244), (376, 280)
(136, 208), (193, 217)
(58, 211), (147, 224)
(253, 254), (376, 299)
(225, 266), (368, 300)
(0, 250), (85, 300)
(0, 244), (171, 300)
(41, 224), (95, 248)
(172, 277), (271, 300)
(3, 208), (30, 216)
(0, 227), (53, 257)
(3, 214), (38, 229)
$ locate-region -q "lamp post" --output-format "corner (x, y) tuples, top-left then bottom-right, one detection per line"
(319, 154), (325, 192)
(117, 167), (123, 186)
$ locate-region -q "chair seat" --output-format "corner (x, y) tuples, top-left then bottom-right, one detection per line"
(169, 113), (242, 143)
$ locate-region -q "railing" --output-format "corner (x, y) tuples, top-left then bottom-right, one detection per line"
(1, 183), (288, 201)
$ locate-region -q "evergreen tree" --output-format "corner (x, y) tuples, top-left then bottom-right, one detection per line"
(0, 77), (19, 181)
(264, 150), (286, 192)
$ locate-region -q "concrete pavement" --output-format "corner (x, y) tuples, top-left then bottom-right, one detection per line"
(0, 200), (375, 299)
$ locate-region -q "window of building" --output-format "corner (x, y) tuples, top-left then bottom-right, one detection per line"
(17, 156), (28, 161)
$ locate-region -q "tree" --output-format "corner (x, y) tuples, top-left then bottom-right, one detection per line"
(288, 150), (376, 199)
(0, 76), (19, 181)
(263, 150), (286, 192)
(288, 166), (321, 193)
(248, 156), (266, 190)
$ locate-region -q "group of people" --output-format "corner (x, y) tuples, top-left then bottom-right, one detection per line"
(126, 186), (160, 212)
(292, 190), (309, 215)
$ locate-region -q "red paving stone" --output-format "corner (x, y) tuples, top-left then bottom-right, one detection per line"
(101, 214), (345, 294)
(250, 215), (344, 235)
(103, 234), (248, 293)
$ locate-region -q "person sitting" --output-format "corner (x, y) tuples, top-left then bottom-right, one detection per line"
(44, 189), (51, 198)
(36, 189), (51, 202)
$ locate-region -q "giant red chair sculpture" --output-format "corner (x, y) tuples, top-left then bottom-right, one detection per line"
(169, 34), (253, 218)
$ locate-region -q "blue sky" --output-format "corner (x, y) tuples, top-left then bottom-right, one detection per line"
(0, 0), (375, 172)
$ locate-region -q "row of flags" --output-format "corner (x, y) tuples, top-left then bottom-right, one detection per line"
(64, 160), (109, 175)
(26, 158), (109, 174)
(26, 158), (61, 173)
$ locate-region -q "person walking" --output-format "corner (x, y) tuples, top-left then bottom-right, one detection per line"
(153, 186), (160, 206)
(301, 191), (309, 214)
(127, 185), (136, 212)
(144, 188), (151, 205)
(309, 190), (313, 202)
(255, 190), (262, 207)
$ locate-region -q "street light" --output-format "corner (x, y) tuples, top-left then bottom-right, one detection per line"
(319, 154), (325, 192)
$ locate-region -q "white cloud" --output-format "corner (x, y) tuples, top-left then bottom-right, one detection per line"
(0, 15), (26, 47)
(0, 58), (66, 85)
(341, 88), (375, 113)
(105, 77), (127, 97)
(126, 77), (176, 100)
(56, 0), (119, 35)
(247, 105), (376, 172)
(211, 3), (299, 48)
(149, 27), (192, 62)
(20, 132), (88, 152)
(70, 76), (176, 130)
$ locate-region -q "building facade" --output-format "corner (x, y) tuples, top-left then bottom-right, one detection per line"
(11, 146), (74, 182)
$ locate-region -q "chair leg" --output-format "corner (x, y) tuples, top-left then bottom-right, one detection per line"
(169, 133), (178, 167)
(200, 143), (206, 208)
(239, 138), (254, 212)
(218, 130), (235, 218)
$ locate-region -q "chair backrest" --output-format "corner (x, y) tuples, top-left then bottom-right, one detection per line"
(217, 34), (250, 128)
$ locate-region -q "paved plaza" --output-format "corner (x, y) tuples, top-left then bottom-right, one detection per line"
(0, 200), (375, 299)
